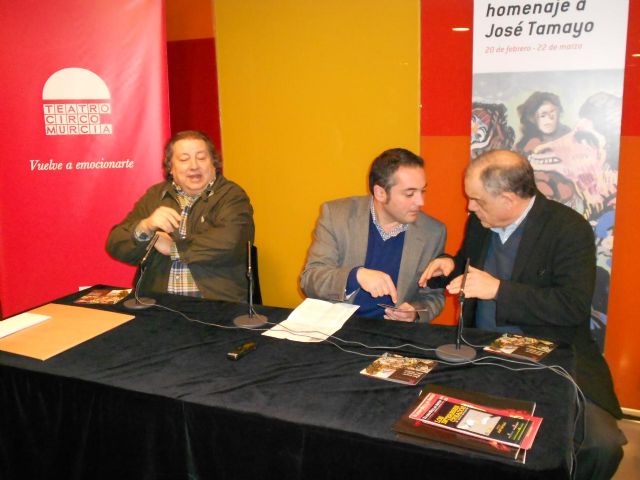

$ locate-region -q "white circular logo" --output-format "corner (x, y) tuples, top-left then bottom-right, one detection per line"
(42, 68), (113, 136)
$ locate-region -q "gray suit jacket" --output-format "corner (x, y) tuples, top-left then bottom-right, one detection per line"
(300, 196), (446, 322)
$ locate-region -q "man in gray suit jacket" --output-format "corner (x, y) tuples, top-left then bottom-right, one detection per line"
(300, 148), (446, 322)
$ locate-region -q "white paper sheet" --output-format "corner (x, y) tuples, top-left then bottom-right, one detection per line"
(0, 312), (50, 339)
(262, 298), (359, 342)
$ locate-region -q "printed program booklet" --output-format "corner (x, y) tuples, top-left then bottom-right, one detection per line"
(360, 352), (437, 385)
(408, 391), (542, 450)
(74, 288), (132, 305)
(483, 333), (556, 362)
(394, 384), (541, 463)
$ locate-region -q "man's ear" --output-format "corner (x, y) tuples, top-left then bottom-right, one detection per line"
(500, 191), (518, 208)
(372, 184), (387, 203)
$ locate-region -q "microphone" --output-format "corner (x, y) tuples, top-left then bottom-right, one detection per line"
(123, 232), (159, 310)
(140, 232), (159, 266)
(455, 258), (470, 349)
(435, 258), (477, 363)
(233, 241), (268, 328)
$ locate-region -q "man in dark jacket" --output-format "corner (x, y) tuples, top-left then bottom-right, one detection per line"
(420, 149), (625, 480)
(107, 130), (254, 303)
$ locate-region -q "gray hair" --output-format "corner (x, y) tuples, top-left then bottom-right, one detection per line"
(469, 150), (536, 198)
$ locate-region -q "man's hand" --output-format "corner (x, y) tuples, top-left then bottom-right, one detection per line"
(154, 232), (174, 256)
(383, 302), (417, 322)
(446, 266), (500, 300)
(418, 257), (455, 287)
(138, 206), (182, 235)
(356, 268), (398, 303)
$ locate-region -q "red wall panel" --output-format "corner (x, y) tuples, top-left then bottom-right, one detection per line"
(421, 0), (473, 136)
(167, 38), (222, 152)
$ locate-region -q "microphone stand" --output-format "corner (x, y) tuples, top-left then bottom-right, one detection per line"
(233, 241), (267, 328)
(435, 258), (477, 363)
(123, 233), (158, 310)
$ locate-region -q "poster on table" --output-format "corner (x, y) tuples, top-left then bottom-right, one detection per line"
(471, 0), (629, 348)
(0, 0), (169, 317)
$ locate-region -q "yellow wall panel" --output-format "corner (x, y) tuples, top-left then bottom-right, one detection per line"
(215, 0), (420, 307)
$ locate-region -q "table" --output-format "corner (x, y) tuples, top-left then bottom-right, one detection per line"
(0, 288), (576, 479)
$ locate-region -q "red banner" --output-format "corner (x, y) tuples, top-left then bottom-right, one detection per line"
(0, 1), (169, 316)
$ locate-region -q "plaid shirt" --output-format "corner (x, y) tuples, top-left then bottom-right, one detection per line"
(166, 182), (211, 297)
(370, 198), (408, 241)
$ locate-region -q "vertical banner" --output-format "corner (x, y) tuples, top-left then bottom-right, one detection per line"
(0, 1), (169, 317)
(472, 0), (629, 348)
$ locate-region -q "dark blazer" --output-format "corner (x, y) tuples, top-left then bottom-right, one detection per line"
(448, 193), (622, 418)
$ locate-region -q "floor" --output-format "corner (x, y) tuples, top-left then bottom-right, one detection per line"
(612, 416), (640, 479)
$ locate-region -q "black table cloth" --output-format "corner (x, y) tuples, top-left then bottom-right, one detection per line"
(0, 288), (577, 479)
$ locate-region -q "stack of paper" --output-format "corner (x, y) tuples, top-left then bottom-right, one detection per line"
(0, 312), (50, 339)
(263, 298), (358, 342)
